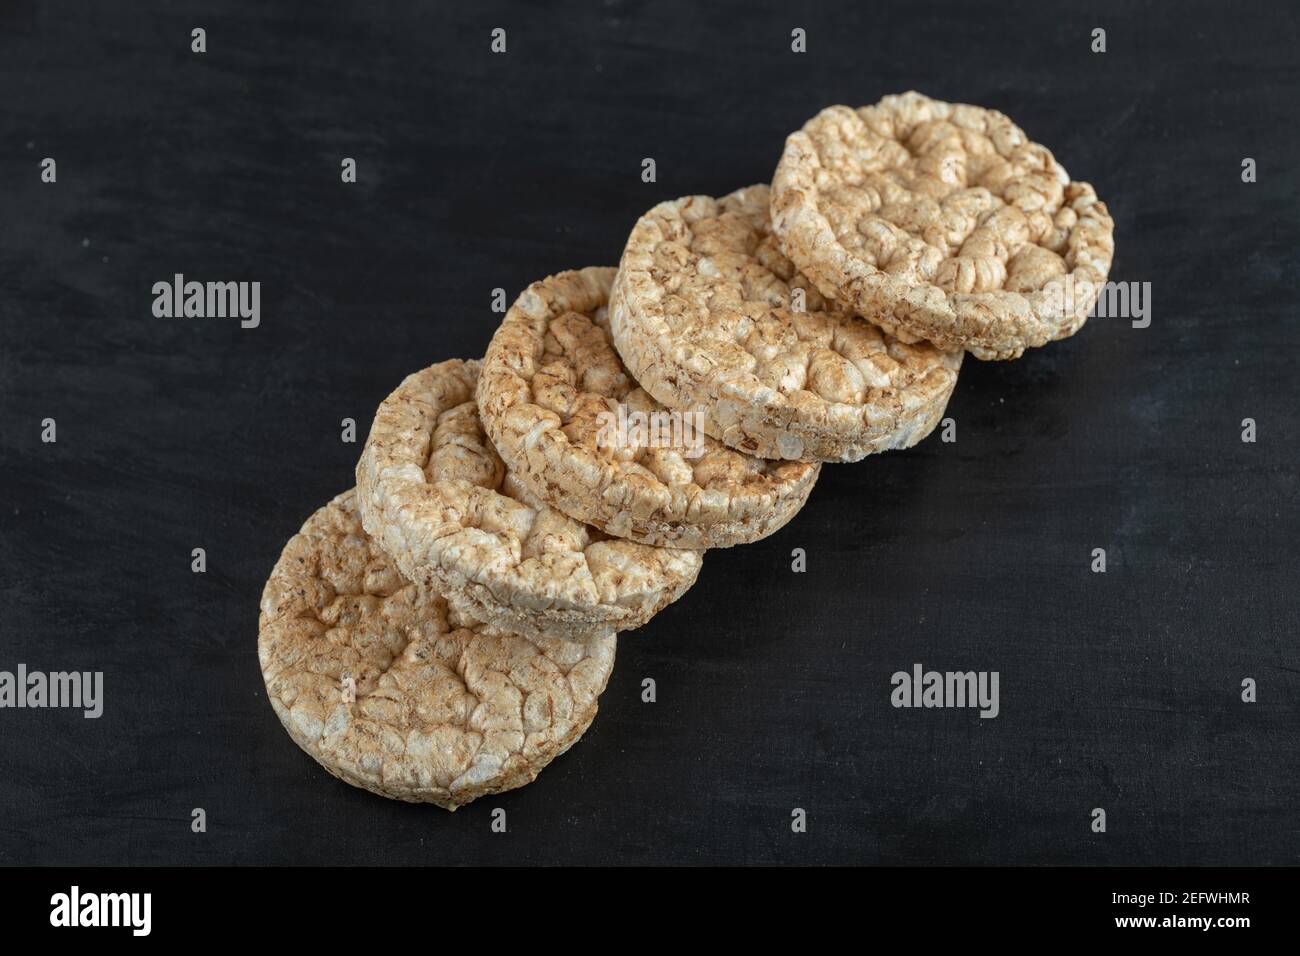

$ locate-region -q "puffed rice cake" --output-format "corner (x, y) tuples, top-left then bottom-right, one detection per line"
(477, 266), (821, 548)
(258, 490), (616, 809)
(355, 358), (702, 643)
(770, 91), (1115, 360)
(610, 184), (962, 463)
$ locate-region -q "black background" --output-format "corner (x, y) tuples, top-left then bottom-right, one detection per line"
(1, 0), (1296, 866)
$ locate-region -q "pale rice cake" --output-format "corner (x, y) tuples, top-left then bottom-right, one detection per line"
(770, 91), (1115, 360)
(355, 359), (702, 642)
(478, 266), (820, 548)
(610, 185), (962, 463)
(258, 490), (616, 809)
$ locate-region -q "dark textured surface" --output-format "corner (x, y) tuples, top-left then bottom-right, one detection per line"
(1, 0), (1296, 865)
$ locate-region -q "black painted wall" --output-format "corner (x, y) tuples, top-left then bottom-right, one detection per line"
(1, 0), (1296, 865)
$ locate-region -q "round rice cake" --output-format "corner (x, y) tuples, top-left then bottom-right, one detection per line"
(258, 490), (616, 809)
(609, 184), (962, 463)
(355, 358), (702, 642)
(478, 266), (821, 549)
(770, 91), (1116, 360)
